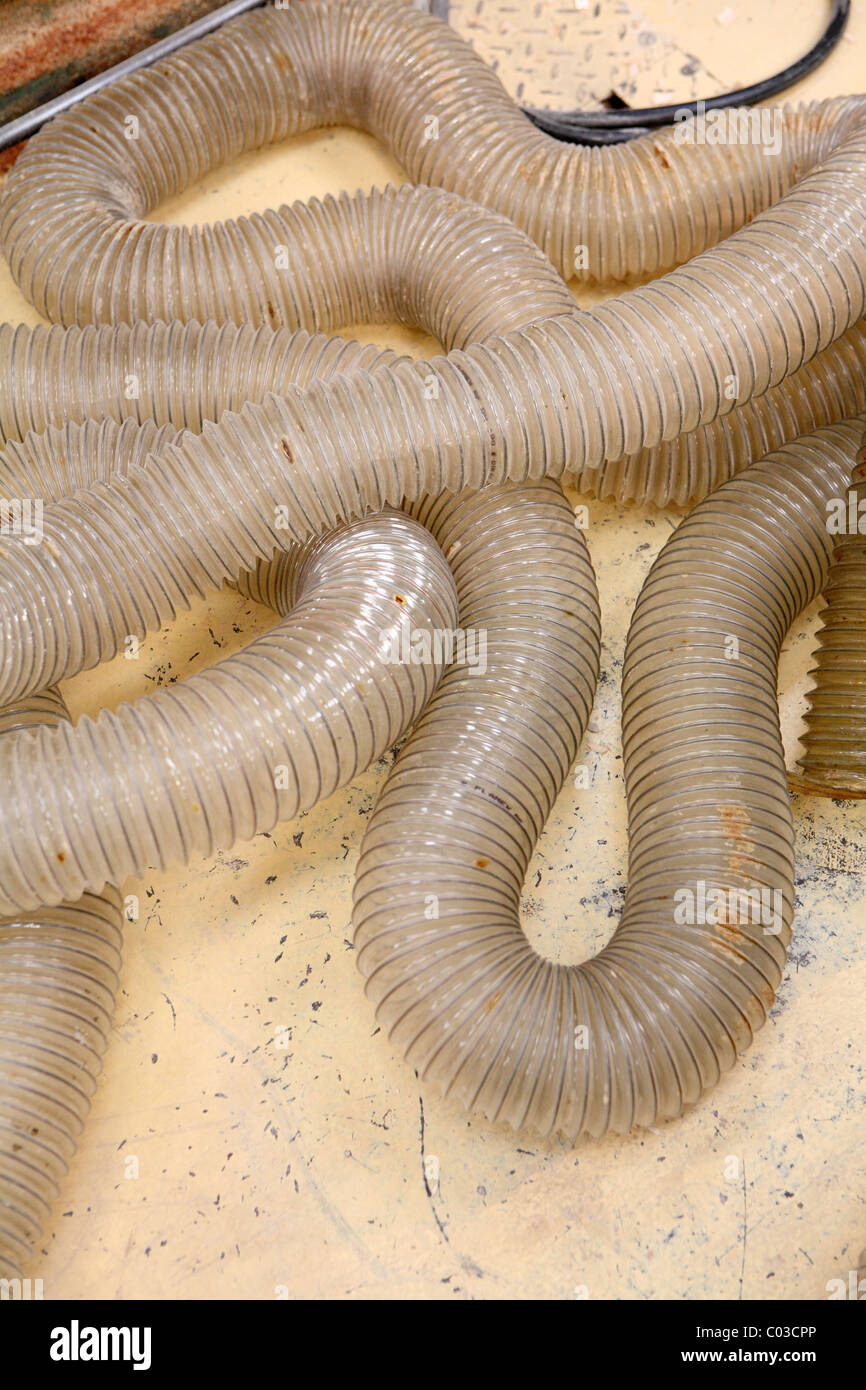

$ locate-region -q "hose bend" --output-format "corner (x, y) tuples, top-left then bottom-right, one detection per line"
(0, 0), (863, 1171)
(0, 183), (589, 912)
(0, 0), (864, 296)
(3, 79), (866, 700)
(0, 499), (458, 912)
(0, 419), (461, 1275)
(354, 420), (861, 1138)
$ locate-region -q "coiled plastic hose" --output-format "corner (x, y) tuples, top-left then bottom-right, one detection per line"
(356, 421), (863, 1137)
(0, 424), (463, 1273)
(3, 52), (866, 693)
(0, 0), (864, 296)
(0, 417), (458, 910)
(0, 177), (597, 1255)
(796, 417), (866, 796)
(0, 0), (863, 1162)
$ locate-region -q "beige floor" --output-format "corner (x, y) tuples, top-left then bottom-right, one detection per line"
(1, 0), (864, 1300)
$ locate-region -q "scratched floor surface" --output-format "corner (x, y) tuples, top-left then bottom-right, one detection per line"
(0, 0), (863, 1299)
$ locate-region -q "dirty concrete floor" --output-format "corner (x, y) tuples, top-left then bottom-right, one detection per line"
(0, 0), (863, 1299)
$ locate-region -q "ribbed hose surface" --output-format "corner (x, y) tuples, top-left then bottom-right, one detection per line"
(0, 498), (458, 909)
(0, 688), (123, 1279)
(356, 422), (861, 1137)
(797, 417), (866, 795)
(0, 174), (601, 1252)
(0, 319), (397, 447)
(6, 312), (866, 512)
(7, 312), (866, 516)
(0, 0), (863, 1160)
(0, 0), (863, 295)
(5, 97), (866, 699)
(0, 433), (464, 1280)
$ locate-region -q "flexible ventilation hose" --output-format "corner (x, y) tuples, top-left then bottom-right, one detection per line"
(795, 417), (866, 796)
(0, 320), (397, 448)
(0, 0), (864, 296)
(0, 184), (599, 1245)
(0, 417), (459, 910)
(0, 417), (464, 1269)
(356, 421), (862, 1137)
(0, 189), (594, 912)
(5, 312), (866, 509)
(0, 0), (863, 1163)
(2, 64), (866, 695)
(594, 320), (866, 507)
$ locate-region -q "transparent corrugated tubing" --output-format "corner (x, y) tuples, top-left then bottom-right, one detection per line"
(0, 181), (594, 1268)
(0, 433), (461, 1279)
(355, 420), (862, 1136)
(794, 415), (866, 797)
(1, 0), (865, 297)
(0, 1), (861, 1249)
